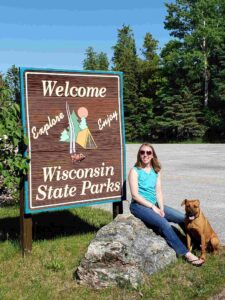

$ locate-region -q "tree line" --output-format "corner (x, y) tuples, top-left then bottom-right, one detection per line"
(1, 0), (225, 145)
(83, 0), (225, 143)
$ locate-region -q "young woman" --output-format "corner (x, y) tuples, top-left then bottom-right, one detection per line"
(129, 143), (204, 266)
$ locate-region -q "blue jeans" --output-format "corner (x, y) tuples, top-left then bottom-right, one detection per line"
(130, 201), (188, 256)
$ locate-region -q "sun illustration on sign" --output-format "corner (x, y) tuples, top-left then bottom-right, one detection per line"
(60, 102), (97, 163)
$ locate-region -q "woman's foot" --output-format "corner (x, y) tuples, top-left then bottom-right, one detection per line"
(185, 252), (205, 266)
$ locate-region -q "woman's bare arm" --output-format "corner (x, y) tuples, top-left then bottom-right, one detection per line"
(129, 168), (163, 216)
(156, 171), (165, 216)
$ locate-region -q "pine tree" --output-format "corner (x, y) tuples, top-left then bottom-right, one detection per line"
(83, 47), (98, 70)
(154, 39), (205, 141)
(98, 52), (109, 70)
(205, 42), (225, 141)
(70, 111), (81, 137)
(139, 33), (160, 99)
(60, 111), (81, 143)
(112, 25), (140, 141)
(137, 33), (161, 140)
(83, 47), (109, 71)
(60, 129), (69, 142)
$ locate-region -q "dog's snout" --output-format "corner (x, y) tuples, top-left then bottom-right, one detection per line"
(186, 206), (196, 216)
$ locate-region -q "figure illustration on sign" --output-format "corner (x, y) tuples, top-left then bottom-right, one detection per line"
(60, 102), (97, 163)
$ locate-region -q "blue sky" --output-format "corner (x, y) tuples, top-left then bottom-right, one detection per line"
(0, 0), (172, 74)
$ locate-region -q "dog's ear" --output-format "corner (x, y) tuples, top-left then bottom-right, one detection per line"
(195, 199), (200, 206)
(181, 199), (187, 206)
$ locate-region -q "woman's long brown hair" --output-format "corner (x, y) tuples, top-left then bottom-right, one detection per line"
(134, 143), (161, 173)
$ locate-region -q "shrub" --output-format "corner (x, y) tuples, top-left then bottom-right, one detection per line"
(0, 80), (28, 203)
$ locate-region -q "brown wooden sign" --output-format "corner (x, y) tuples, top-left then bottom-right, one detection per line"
(20, 68), (125, 214)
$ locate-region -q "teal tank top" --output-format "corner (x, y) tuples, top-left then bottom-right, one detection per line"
(133, 167), (158, 205)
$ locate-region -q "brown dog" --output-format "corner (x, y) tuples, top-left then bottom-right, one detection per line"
(181, 199), (220, 261)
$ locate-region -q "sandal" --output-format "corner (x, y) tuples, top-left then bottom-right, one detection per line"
(191, 258), (205, 267)
(185, 252), (204, 267)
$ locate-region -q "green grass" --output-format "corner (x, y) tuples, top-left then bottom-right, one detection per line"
(0, 205), (225, 300)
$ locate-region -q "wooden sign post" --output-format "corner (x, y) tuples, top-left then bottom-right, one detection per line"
(20, 68), (126, 254)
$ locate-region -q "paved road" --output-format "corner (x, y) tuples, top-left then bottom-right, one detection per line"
(96, 144), (225, 244)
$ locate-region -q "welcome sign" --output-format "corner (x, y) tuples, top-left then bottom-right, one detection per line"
(20, 68), (125, 214)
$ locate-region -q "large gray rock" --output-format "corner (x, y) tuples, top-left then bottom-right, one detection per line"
(76, 214), (177, 289)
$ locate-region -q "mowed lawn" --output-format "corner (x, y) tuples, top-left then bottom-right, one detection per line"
(0, 205), (225, 300)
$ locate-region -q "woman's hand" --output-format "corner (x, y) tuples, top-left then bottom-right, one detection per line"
(159, 209), (165, 217)
(152, 205), (164, 217)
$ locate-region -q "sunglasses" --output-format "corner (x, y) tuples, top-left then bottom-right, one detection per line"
(140, 150), (152, 156)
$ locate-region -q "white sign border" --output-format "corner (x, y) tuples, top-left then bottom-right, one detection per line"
(24, 71), (124, 210)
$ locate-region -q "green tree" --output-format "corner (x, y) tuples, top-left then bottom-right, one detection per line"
(139, 33), (161, 99)
(0, 73), (3, 86)
(165, 0), (225, 108)
(205, 42), (225, 141)
(83, 47), (109, 70)
(5, 65), (20, 103)
(70, 111), (81, 137)
(156, 0), (225, 141)
(83, 47), (98, 70)
(154, 86), (205, 141)
(137, 33), (161, 140)
(154, 39), (205, 141)
(112, 25), (140, 141)
(98, 52), (109, 70)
